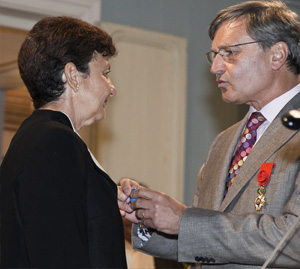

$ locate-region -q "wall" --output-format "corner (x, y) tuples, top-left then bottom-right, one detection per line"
(102, 0), (300, 205)
(101, 0), (249, 205)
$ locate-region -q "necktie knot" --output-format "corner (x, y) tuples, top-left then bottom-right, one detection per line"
(246, 112), (266, 131)
(241, 112), (266, 143)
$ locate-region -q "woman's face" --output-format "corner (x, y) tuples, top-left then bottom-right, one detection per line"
(76, 52), (116, 128)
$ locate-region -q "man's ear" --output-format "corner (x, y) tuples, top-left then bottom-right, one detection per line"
(271, 41), (289, 70)
(64, 62), (80, 92)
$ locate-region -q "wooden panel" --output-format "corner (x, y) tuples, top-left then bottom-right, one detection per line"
(4, 87), (33, 131)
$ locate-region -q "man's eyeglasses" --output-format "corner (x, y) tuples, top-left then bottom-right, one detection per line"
(205, 41), (261, 65)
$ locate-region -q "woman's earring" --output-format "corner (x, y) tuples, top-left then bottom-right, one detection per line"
(76, 85), (79, 92)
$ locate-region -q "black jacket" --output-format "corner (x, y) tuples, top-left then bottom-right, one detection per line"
(0, 110), (127, 268)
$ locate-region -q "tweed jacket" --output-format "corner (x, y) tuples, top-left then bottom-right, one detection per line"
(132, 92), (300, 268)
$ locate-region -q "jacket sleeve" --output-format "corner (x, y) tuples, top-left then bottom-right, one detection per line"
(132, 223), (179, 261)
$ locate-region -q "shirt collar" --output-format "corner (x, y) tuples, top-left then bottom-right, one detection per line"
(249, 83), (300, 123)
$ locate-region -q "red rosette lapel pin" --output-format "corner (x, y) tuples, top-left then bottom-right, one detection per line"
(254, 163), (275, 211)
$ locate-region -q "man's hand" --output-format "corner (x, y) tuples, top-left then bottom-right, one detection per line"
(131, 188), (187, 235)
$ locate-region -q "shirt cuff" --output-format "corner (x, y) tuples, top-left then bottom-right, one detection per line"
(137, 221), (151, 245)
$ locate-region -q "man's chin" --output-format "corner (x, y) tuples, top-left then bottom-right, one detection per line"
(221, 94), (238, 104)
(221, 91), (232, 103)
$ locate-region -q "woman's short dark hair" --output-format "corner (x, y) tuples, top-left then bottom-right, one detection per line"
(208, 0), (300, 75)
(18, 16), (117, 109)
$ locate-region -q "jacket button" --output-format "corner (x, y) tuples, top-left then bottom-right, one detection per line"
(209, 258), (216, 263)
(195, 256), (204, 262)
(195, 256), (215, 263)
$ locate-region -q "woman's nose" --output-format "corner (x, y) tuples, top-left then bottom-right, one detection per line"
(109, 79), (117, 96)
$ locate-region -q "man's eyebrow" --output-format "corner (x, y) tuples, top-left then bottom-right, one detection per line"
(211, 45), (229, 52)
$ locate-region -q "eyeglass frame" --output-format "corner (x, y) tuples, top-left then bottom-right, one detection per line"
(205, 41), (262, 65)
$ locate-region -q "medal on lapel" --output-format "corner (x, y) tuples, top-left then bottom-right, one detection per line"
(254, 163), (275, 211)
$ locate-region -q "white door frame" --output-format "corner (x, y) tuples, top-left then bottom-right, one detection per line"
(0, 0), (101, 30)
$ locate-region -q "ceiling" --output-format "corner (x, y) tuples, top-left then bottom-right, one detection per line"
(0, 25), (28, 90)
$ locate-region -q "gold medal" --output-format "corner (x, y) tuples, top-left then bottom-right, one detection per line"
(254, 186), (266, 211)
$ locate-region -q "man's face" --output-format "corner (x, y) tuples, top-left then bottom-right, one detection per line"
(210, 19), (274, 110)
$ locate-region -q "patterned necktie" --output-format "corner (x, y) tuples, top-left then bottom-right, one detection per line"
(224, 112), (266, 196)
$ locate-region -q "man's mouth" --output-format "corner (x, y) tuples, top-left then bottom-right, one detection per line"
(217, 79), (226, 86)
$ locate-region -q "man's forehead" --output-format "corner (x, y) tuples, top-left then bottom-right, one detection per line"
(212, 19), (249, 47)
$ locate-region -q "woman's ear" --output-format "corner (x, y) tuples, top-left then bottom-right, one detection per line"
(64, 62), (80, 92)
(271, 41), (289, 70)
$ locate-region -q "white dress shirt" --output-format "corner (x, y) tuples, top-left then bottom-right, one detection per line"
(249, 83), (300, 143)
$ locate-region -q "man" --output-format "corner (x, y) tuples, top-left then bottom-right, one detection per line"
(119, 1), (300, 268)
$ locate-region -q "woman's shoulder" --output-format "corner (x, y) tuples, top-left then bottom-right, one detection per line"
(16, 110), (86, 151)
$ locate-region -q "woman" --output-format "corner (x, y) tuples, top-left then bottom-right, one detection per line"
(0, 16), (127, 268)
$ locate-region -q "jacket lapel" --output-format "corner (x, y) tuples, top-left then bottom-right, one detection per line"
(220, 118), (297, 211)
(219, 92), (300, 212)
(195, 117), (248, 210)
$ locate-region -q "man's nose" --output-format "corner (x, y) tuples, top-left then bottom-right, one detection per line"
(210, 54), (226, 75)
